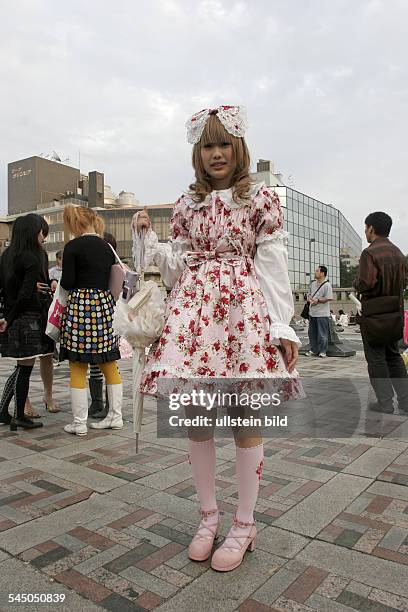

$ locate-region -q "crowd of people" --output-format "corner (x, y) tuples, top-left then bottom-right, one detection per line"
(0, 206), (124, 432)
(0, 105), (407, 574)
(301, 211), (408, 413)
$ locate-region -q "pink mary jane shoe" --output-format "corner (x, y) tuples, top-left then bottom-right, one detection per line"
(211, 516), (256, 572)
(188, 508), (219, 562)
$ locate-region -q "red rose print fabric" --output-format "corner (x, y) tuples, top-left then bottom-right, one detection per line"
(141, 184), (300, 400)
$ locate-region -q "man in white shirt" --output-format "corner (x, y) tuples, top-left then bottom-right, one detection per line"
(306, 265), (333, 357)
(48, 251), (62, 292)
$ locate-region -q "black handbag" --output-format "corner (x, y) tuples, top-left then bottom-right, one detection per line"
(300, 302), (310, 320)
(300, 281), (328, 320)
(358, 295), (403, 346)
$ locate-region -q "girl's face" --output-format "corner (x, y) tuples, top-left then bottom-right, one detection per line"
(38, 230), (45, 245)
(200, 140), (236, 190)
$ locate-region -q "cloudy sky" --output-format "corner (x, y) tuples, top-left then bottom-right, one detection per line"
(1, 0), (407, 252)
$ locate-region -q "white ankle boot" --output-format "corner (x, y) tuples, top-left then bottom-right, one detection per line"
(64, 388), (88, 436)
(90, 383), (123, 430)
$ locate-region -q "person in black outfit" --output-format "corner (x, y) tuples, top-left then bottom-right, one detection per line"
(24, 215), (60, 418)
(353, 212), (408, 413)
(0, 215), (54, 429)
(88, 232), (118, 420)
(60, 204), (123, 436)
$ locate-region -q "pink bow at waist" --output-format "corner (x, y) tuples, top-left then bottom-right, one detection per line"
(185, 250), (251, 268)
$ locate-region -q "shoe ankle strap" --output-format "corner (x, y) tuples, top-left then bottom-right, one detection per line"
(232, 515), (255, 529)
(222, 523), (255, 550)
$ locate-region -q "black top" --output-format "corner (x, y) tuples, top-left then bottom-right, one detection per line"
(61, 235), (115, 291)
(40, 250), (51, 284)
(0, 250), (47, 325)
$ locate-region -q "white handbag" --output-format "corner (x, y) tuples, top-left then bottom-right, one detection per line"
(113, 280), (165, 349)
(46, 280), (69, 342)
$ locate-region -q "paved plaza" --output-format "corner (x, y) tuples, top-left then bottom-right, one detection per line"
(1, 331), (408, 611)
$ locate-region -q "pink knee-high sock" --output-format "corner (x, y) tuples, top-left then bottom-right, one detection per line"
(188, 438), (217, 512)
(235, 443), (264, 523)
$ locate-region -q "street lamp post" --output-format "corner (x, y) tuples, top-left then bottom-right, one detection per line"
(309, 238), (316, 277)
(305, 238), (316, 288)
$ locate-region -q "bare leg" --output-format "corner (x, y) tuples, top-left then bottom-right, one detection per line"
(228, 404), (262, 449)
(40, 354), (59, 412)
(24, 396), (40, 418)
(18, 358), (36, 367)
(235, 434), (262, 449)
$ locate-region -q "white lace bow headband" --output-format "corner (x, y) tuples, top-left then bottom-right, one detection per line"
(185, 105), (248, 145)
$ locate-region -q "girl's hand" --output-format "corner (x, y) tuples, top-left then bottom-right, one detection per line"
(279, 338), (299, 373)
(0, 319), (8, 333)
(135, 207), (151, 232)
(37, 282), (51, 294)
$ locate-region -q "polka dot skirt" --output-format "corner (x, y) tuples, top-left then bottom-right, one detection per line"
(59, 288), (120, 364)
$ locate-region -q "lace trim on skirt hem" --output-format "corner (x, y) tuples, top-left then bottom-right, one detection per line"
(59, 347), (121, 364)
(140, 364), (304, 402)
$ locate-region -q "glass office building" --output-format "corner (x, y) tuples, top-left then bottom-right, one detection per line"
(276, 186), (361, 289)
(252, 162), (362, 289)
(339, 211), (362, 269)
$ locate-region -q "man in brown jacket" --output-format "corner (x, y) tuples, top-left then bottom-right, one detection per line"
(353, 212), (408, 414)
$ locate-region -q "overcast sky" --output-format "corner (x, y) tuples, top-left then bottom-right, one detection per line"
(1, 0), (407, 252)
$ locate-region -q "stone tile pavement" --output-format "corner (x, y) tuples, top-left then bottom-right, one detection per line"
(1, 342), (408, 611)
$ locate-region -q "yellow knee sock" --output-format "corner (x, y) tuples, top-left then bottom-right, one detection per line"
(98, 361), (122, 385)
(69, 362), (88, 389)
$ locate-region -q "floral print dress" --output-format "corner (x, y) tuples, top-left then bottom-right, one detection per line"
(140, 183), (301, 399)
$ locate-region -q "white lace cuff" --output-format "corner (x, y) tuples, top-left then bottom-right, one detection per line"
(256, 229), (289, 246)
(270, 322), (301, 347)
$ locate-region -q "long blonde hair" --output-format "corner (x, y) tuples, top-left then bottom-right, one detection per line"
(189, 114), (252, 203)
(63, 204), (104, 239)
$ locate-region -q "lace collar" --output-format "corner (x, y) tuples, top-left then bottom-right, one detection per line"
(184, 182), (266, 211)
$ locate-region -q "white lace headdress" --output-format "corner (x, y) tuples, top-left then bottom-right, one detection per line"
(185, 105), (248, 145)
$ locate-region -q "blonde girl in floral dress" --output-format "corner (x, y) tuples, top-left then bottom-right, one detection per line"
(134, 106), (301, 572)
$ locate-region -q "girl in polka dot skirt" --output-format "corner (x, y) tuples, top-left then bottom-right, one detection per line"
(60, 204), (123, 436)
(133, 106), (302, 572)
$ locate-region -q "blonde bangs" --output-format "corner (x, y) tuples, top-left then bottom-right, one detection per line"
(199, 114), (233, 146)
(190, 114), (252, 203)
